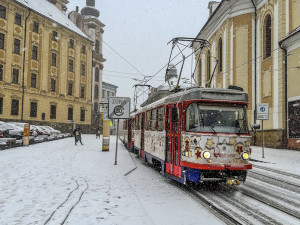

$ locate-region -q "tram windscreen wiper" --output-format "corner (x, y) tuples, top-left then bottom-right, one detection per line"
(200, 113), (216, 133)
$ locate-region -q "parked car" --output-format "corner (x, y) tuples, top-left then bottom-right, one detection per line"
(10, 122), (38, 137)
(0, 123), (23, 139)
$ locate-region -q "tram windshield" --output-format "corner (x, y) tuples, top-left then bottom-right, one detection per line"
(186, 103), (249, 134)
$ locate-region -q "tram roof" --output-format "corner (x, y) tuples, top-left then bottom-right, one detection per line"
(132, 87), (248, 115)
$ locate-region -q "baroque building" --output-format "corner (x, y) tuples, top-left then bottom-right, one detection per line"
(69, 0), (106, 130)
(0, 0), (93, 132)
(193, 0), (300, 149)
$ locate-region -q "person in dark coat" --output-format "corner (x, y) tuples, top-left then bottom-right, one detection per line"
(96, 128), (101, 139)
(73, 127), (83, 145)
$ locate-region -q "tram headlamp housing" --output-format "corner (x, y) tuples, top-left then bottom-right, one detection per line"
(241, 152), (249, 160)
(202, 151), (211, 159)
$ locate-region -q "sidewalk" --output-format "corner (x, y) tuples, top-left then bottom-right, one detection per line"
(251, 145), (300, 174)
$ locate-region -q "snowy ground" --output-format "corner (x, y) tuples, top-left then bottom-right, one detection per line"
(0, 135), (223, 225)
(251, 145), (300, 174)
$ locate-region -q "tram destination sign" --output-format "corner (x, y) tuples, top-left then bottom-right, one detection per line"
(108, 97), (131, 119)
(257, 103), (269, 120)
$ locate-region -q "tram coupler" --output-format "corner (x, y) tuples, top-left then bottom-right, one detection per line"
(226, 178), (241, 186)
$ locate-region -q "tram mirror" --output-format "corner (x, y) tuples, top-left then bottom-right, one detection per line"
(172, 108), (179, 122)
(250, 124), (260, 131)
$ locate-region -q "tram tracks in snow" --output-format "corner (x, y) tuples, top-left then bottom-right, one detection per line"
(43, 179), (89, 225)
(189, 183), (300, 225)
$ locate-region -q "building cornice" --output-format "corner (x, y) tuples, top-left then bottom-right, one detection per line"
(195, 0), (254, 48)
(279, 27), (300, 50)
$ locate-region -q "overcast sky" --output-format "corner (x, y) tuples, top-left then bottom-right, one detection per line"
(67, 0), (210, 107)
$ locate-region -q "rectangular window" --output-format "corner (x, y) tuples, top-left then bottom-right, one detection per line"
(81, 64), (85, 76)
(30, 102), (37, 117)
(0, 97), (3, 114)
(68, 108), (73, 121)
(69, 59), (73, 72)
(50, 105), (56, 119)
(81, 45), (86, 54)
(0, 33), (5, 49)
(80, 109), (85, 121)
(13, 38), (20, 54)
(32, 45), (38, 60)
(11, 99), (19, 115)
(15, 13), (21, 26)
(80, 85), (85, 98)
(157, 107), (164, 131)
(69, 39), (74, 49)
(33, 21), (39, 33)
(0, 5), (6, 19)
(52, 31), (58, 41)
(0, 64), (3, 81)
(31, 73), (37, 88)
(151, 109), (157, 131)
(12, 68), (19, 84)
(68, 82), (73, 96)
(146, 111), (151, 130)
(52, 53), (57, 66)
(102, 90), (105, 99)
(50, 78), (56, 92)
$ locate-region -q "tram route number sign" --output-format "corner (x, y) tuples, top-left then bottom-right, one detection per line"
(257, 103), (269, 120)
(108, 97), (131, 119)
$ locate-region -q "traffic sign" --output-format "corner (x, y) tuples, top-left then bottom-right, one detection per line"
(257, 103), (269, 120)
(108, 97), (131, 119)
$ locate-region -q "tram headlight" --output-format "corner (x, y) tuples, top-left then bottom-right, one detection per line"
(241, 152), (249, 160)
(202, 151), (211, 159)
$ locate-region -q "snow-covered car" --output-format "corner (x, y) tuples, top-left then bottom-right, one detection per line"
(31, 125), (47, 136)
(0, 123), (24, 139)
(44, 126), (61, 135)
(39, 126), (58, 139)
(10, 122), (38, 137)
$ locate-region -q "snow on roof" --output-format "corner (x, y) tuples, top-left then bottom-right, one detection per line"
(13, 0), (91, 41)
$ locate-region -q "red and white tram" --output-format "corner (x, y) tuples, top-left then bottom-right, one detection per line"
(120, 86), (252, 185)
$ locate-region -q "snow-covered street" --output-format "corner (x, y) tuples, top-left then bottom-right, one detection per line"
(0, 135), (223, 225)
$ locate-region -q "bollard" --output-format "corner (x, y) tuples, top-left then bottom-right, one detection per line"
(102, 119), (110, 151)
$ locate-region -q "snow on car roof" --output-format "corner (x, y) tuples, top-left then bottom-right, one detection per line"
(13, 0), (91, 41)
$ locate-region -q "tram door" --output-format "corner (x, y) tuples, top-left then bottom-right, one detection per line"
(128, 119), (132, 149)
(141, 112), (145, 158)
(166, 105), (181, 177)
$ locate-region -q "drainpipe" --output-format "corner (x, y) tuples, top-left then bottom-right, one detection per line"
(279, 43), (288, 148)
(21, 9), (31, 121)
(251, 0), (257, 144)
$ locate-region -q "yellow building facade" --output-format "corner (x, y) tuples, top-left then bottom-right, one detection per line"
(0, 0), (93, 132)
(194, 0), (300, 148)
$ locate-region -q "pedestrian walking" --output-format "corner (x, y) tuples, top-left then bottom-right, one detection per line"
(96, 128), (101, 139)
(73, 127), (83, 145)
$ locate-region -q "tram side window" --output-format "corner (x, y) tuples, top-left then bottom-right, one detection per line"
(146, 111), (151, 130)
(151, 109), (157, 131)
(157, 107), (164, 131)
(186, 103), (200, 131)
(135, 115), (139, 130)
(132, 119), (135, 130)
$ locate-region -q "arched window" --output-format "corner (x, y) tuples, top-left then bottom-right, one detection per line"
(207, 50), (211, 84)
(95, 40), (100, 54)
(264, 14), (272, 59)
(218, 38), (222, 73)
(95, 67), (99, 82)
(198, 57), (202, 85)
(94, 85), (99, 99)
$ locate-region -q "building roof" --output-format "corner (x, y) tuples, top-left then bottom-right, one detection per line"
(102, 81), (118, 89)
(13, 0), (91, 41)
(279, 26), (300, 48)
